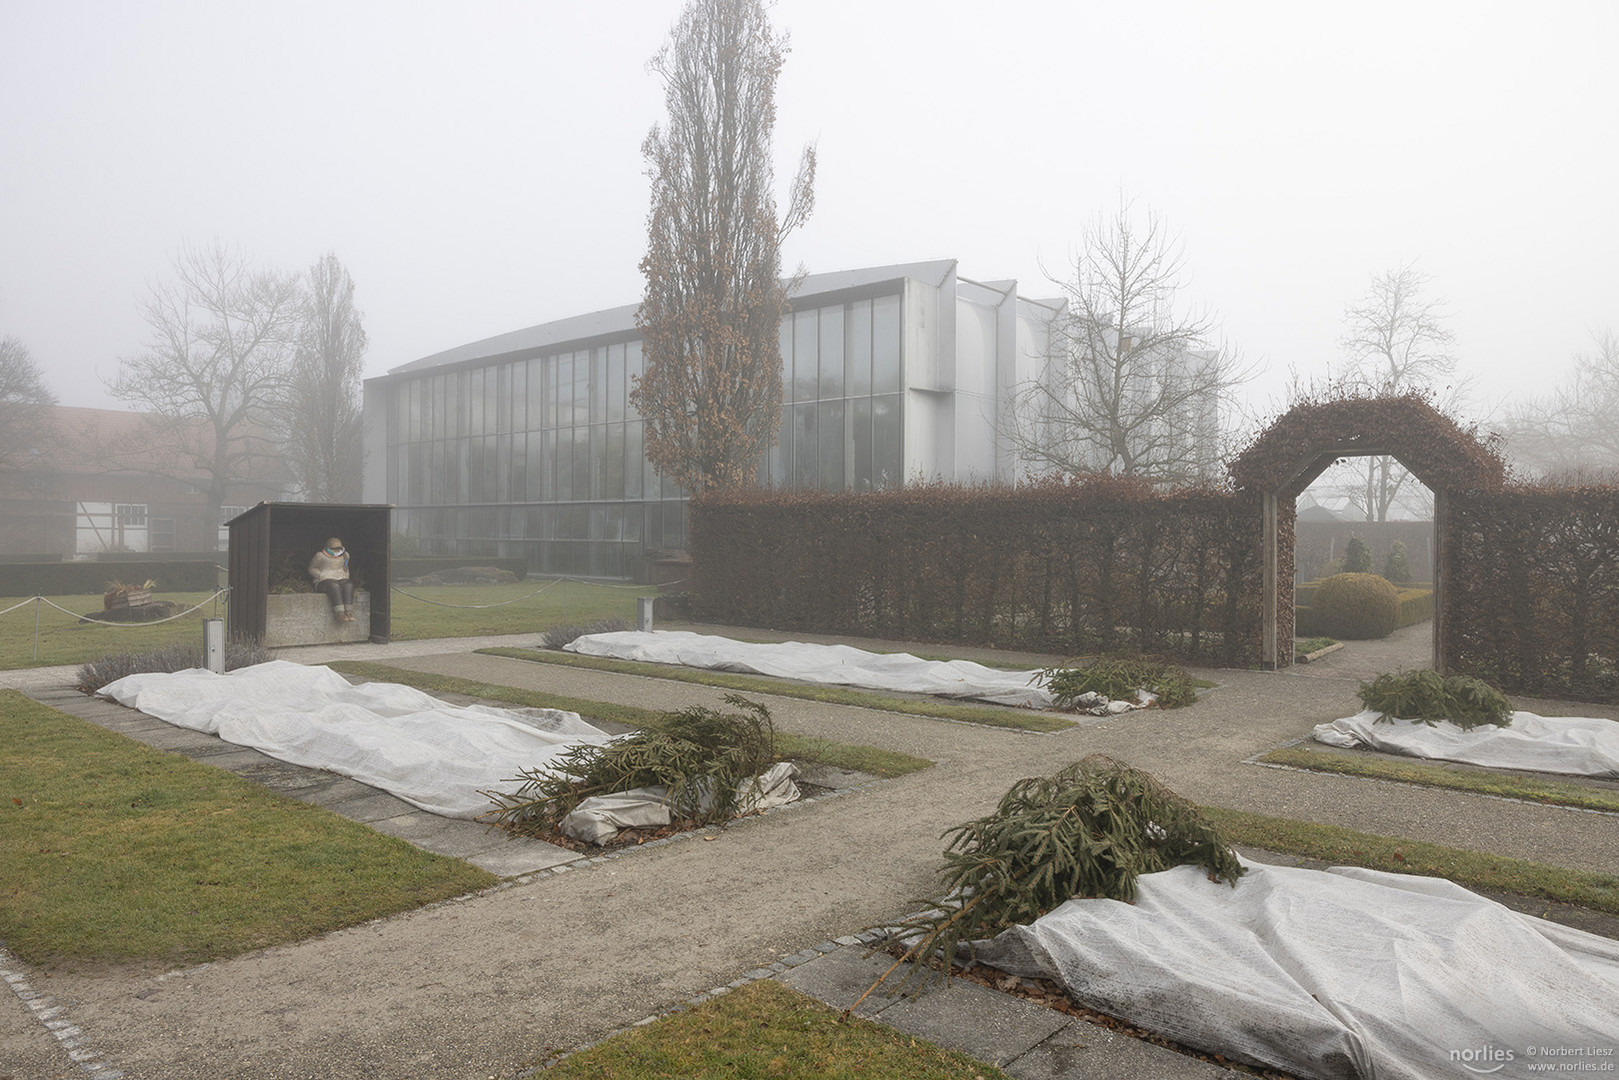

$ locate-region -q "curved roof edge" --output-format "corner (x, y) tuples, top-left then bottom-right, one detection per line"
(386, 259), (961, 376)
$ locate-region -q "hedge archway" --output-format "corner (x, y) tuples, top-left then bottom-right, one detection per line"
(1229, 394), (1505, 669)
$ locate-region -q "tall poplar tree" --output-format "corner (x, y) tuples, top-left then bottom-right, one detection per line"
(631, 0), (816, 493)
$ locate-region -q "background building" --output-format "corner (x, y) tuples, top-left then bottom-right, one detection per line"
(363, 260), (1200, 578)
(0, 407), (292, 556)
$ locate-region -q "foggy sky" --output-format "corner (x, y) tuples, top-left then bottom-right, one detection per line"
(3, 0), (1615, 432)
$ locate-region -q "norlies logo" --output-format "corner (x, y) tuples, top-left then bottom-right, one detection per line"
(1452, 1045), (1517, 1074)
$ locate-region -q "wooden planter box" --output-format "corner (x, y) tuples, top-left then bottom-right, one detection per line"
(264, 591), (371, 648)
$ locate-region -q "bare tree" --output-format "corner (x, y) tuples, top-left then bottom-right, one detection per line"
(276, 254), (368, 501)
(112, 243), (302, 541)
(630, 0), (816, 493)
(1501, 329), (1619, 479)
(1329, 265), (1459, 520)
(1005, 202), (1250, 485)
(0, 336), (57, 471)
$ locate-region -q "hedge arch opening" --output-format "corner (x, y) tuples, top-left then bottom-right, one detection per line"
(1229, 395), (1505, 670)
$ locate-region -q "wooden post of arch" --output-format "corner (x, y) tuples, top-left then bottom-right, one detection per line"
(1261, 490), (1279, 670)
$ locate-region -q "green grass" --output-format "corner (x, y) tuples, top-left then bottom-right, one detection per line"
(387, 579), (659, 640)
(1295, 637), (1337, 655)
(328, 661), (935, 780)
(1204, 805), (1619, 915)
(0, 689), (496, 968)
(1256, 745), (1619, 814)
(0, 580), (657, 671)
(0, 590), (229, 671)
(541, 979), (1008, 1080)
(476, 647), (1077, 733)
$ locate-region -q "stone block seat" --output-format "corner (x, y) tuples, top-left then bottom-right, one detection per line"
(264, 590), (371, 647)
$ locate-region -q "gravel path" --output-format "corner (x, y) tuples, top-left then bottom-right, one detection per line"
(4, 626), (1616, 1079)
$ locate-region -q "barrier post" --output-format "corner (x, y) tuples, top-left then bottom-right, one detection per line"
(203, 618), (225, 673)
(33, 597), (40, 663)
(637, 596), (655, 633)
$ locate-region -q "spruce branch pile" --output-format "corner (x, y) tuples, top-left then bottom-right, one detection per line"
(481, 694), (777, 836)
(1359, 670), (1513, 730)
(851, 756), (1243, 1011)
(1038, 656), (1199, 710)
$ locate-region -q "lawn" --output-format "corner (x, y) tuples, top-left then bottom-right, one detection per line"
(328, 661), (934, 780)
(478, 647), (1077, 733)
(0, 689), (495, 967)
(0, 580), (658, 670)
(541, 979), (1008, 1080)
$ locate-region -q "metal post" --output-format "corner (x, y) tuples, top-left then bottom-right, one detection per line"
(637, 596), (655, 633)
(33, 596), (40, 663)
(203, 618), (225, 674)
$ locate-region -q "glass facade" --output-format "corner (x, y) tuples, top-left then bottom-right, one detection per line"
(762, 293), (903, 491)
(388, 338), (686, 577)
(382, 285), (908, 577)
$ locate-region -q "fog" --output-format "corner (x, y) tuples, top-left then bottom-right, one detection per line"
(3, 0), (1615, 430)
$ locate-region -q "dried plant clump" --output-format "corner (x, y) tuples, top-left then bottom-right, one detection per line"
(77, 641), (276, 694)
(1359, 670), (1512, 730)
(1039, 656), (1199, 709)
(853, 756), (1244, 1007)
(482, 694), (777, 835)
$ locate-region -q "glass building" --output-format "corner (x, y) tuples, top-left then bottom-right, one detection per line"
(362, 261), (1063, 578)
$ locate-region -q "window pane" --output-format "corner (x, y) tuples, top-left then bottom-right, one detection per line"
(527, 432), (545, 500)
(554, 353), (572, 430)
(407, 379), (421, 442)
(572, 427), (589, 499)
(792, 402), (817, 488)
(511, 361), (526, 432)
(496, 433), (511, 501)
(540, 430), (556, 501)
(626, 421), (644, 499)
(819, 306), (844, 399)
(603, 422), (625, 499)
(873, 393), (901, 489)
(607, 344), (625, 422)
(486, 366), (500, 434)
(793, 310), (817, 402)
(625, 340), (644, 420)
(819, 401), (844, 490)
(846, 299), (871, 396)
(527, 358), (543, 432)
(778, 319), (794, 403)
(591, 348), (607, 425)
(467, 369), (483, 435)
(555, 430), (572, 500)
(573, 352), (590, 427)
(873, 294), (901, 394)
(851, 397), (873, 491)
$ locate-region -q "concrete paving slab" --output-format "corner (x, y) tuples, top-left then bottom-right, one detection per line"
(297, 787), (417, 822)
(777, 945), (913, 1019)
(875, 976), (1070, 1067)
(1005, 1017), (1232, 1080)
(464, 837), (580, 876)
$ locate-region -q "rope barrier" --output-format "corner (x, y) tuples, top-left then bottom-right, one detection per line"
(33, 589), (233, 628)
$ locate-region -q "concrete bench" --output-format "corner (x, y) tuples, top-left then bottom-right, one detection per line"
(264, 590), (371, 647)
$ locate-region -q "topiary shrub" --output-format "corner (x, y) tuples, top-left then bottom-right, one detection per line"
(1382, 539), (1413, 584)
(1310, 572), (1399, 639)
(1343, 536), (1374, 573)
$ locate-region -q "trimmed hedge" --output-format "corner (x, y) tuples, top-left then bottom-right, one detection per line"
(0, 559), (223, 597)
(691, 477), (1265, 667)
(1445, 485), (1619, 702)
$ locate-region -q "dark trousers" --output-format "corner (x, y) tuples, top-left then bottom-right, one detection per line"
(316, 579), (355, 611)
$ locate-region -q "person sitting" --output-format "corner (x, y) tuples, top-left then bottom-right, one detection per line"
(309, 537), (356, 623)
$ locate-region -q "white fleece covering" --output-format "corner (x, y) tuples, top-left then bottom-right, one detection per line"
(1313, 709), (1619, 778)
